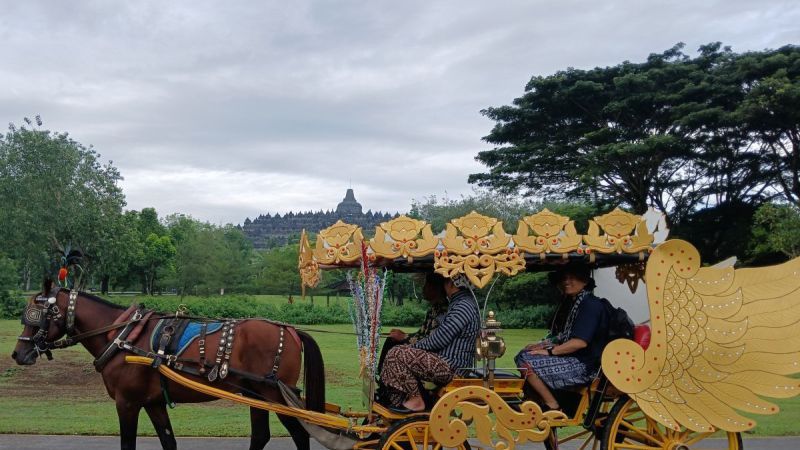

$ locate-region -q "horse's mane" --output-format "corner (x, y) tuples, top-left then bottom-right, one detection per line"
(79, 291), (127, 310)
(80, 292), (125, 309)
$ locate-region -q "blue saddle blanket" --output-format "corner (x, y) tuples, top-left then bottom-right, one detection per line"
(151, 320), (224, 355)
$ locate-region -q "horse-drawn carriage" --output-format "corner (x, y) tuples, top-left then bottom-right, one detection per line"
(14, 208), (800, 450)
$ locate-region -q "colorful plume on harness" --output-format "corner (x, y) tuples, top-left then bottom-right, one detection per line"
(347, 243), (388, 382)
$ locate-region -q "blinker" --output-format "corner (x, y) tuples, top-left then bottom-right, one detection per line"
(22, 305), (44, 326)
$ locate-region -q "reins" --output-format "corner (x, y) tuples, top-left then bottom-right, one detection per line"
(49, 313), (157, 350)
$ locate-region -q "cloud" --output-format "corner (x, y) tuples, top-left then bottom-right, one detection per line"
(1, 0), (799, 224)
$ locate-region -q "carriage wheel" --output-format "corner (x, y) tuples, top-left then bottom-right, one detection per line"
(544, 396), (615, 450)
(601, 397), (743, 450)
(378, 417), (471, 450)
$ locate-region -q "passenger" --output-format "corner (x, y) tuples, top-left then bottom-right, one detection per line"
(515, 265), (609, 411)
(378, 272), (449, 371)
(380, 274), (481, 412)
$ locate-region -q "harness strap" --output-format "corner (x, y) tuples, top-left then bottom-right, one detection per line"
(221, 320), (237, 380)
(269, 326), (286, 378)
(208, 320), (237, 382)
(47, 313), (154, 350)
(93, 307), (147, 372)
(160, 374), (176, 409)
(65, 290), (78, 335)
(198, 322), (208, 375)
(157, 321), (176, 356)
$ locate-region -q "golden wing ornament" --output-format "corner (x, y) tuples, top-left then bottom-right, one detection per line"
(603, 239), (800, 432)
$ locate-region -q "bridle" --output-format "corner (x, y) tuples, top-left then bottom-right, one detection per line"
(17, 288), (143, 362)
(17, 289), (74, 360)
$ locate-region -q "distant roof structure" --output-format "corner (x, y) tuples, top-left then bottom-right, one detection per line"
(336, 188), (363, 217)
(241, 188), (398, 249)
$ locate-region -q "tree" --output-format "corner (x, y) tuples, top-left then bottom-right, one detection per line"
(254, 244), (303, 295)
(751, 203), (800, 259)
(170, 216), (254, 296)
(410, 190), (538, 231)
(469, 44), (797, 225)
(470, 45), (700, 215)
(0, 253), (18, 291)
(140, 233), (176, 295)
(734, 46), (800, 207)
(0, 118), (126, 289)
(410, 190), (599, 233)
(85, 208), (142, 294)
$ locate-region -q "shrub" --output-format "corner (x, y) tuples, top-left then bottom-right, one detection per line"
(0, 291), (24, 319)
(276, 302), (348, 324)
(496, 304), (555, 329)
(99, 294), (547, 328)
(381, 302), (428, 327)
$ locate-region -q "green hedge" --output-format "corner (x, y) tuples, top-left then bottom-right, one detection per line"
(108, 295), (429, 327)
(2, 292), (550, 328)
(495, 304), (555, 329)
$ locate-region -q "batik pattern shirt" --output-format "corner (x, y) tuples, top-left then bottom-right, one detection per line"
(411, 289), (481, 370)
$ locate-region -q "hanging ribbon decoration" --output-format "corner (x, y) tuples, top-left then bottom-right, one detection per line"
(347, 242), (388, 381)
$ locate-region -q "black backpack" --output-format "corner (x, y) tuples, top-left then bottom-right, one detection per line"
(599, 297), (635, 342)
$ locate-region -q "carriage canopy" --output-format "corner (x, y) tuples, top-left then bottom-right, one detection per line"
(299, 207), (658, 291)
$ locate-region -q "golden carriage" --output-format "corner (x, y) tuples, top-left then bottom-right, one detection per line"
(131, 207), (800, 450)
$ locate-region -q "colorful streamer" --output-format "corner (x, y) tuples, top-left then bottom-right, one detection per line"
(347, 243), (388, 383)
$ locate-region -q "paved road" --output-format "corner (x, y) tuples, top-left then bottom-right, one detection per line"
(0, 435), (797, 450)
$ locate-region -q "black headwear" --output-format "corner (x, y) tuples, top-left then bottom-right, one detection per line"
(548, 264), (596, 290)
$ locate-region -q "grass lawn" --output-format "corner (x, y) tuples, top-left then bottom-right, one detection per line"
(1, 319), (799, 437)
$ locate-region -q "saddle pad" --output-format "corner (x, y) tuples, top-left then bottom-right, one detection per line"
(151, 320), (225, 356)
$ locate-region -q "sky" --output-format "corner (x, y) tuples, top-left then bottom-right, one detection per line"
(1, 1), (798, 225)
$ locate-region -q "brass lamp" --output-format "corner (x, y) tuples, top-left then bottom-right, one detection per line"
(476, 311), (506, 389)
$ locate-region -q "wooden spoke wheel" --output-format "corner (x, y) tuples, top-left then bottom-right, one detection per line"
(601, 397), (743, 450)
(378, 417), (471, 450)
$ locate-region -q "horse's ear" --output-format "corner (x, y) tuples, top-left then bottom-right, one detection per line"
(42, 277), (53, 296)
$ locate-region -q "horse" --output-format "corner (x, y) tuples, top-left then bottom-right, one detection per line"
(11, 283), (326, 450)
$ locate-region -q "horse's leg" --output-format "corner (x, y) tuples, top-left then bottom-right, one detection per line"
(278, 413), (310, 450)
(145, 403), (177, 450)
(249, 407), (271, 450)
(116, 400), (142, 450)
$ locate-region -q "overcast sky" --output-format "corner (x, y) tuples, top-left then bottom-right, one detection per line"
(2, 1), (798, 225)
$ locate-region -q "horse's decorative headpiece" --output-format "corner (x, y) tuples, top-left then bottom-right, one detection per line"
(18, 290), (63, 361)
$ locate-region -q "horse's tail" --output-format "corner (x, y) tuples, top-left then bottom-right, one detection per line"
(297, 330), (325, 412)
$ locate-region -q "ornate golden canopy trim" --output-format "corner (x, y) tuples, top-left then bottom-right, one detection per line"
(301, 207), (658, 289)
(514, 208), (583, 255)
(298, 230), (320, 293)
(369, 214), (438, 262)
(312, 220), (364, 265)
(433, 211), (524, 288)
(584, 207), (654, 255)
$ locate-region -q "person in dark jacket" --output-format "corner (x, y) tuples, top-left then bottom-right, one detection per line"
(515, 266), (609, 411)
(380, 273), (481, 411)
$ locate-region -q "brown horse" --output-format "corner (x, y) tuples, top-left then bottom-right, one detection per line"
(11, 283), (326, 450)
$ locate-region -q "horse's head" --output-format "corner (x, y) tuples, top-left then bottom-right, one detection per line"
(11, 284), (71, 365)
